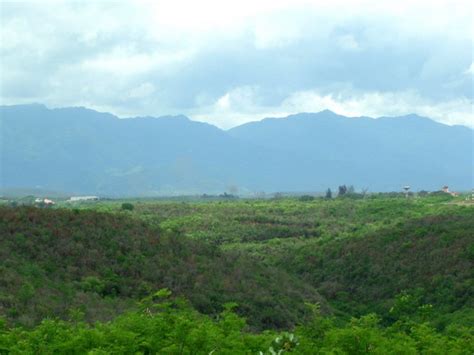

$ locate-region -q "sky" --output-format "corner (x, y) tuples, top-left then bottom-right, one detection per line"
(1, 0), (473, 128)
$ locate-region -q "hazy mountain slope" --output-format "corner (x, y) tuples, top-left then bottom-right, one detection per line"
(0, 104), (272, 195)
(1, 104), (472, 195)
(228, 110), (473, 191)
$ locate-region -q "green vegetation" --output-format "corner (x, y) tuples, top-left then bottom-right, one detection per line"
(0, 207), (323, 330)
(2, 292), (472, 354)
(121, 202), (135, 211)
(0, 194), (473, 353)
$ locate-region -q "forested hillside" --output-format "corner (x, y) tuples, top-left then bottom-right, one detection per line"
(0, 207), (323, 330)
(1, 195), (473, 353)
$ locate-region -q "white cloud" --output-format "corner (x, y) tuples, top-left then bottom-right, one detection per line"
(215, 87), (260, 110)
(192, 87), (474, 129)
(465, 62), (474, 75)
(336, 34), (361, 51)
(194, 86), (263, 127)
(280, 90), (474, 127)
(80, 48), (193, 76)
(128, 83), (156, 99)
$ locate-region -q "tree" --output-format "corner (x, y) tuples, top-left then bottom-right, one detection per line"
(121, 202), (134, 211)
(338, 185), (347, 197)
(325, 188), (332, 199)
(228, 185), (239, 196)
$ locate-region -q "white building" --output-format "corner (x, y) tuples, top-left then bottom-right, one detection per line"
(35, 198), (55, 205)
(68, 196), (99, 202)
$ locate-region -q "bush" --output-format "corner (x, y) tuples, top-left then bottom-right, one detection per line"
(121, 202), (134, 211)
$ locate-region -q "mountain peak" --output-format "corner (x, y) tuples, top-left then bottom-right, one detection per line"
(377, 113), (440, 126)
(318, 109), (339, 115)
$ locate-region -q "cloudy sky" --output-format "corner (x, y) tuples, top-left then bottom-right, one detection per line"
(1, 0), (472, 128)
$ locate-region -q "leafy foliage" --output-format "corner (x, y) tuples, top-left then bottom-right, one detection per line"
(121, 202), (134, 211)
(1, 293), (472, 354)
(0, 195), (473, 352)
(0, 206), (324, 330)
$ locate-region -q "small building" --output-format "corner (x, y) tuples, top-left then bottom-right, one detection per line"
(68, 196), (99, 202)
(441, 186), (458, 197)
(34, 198), (55, 206)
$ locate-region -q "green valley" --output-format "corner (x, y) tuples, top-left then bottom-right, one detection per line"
(1, 194), (473, 353)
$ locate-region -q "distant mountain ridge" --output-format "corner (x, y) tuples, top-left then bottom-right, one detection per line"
(1, 104), (472, 196)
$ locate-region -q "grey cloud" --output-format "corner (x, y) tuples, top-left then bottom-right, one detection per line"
(0, 1), (472, 127)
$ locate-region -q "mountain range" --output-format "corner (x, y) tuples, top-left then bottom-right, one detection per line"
(1, 104), (472, 196)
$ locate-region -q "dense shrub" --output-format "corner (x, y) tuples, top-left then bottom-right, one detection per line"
(121, 202), (134, 211)
(0, 206), (325, 329)
(1, 294), (472, 354)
